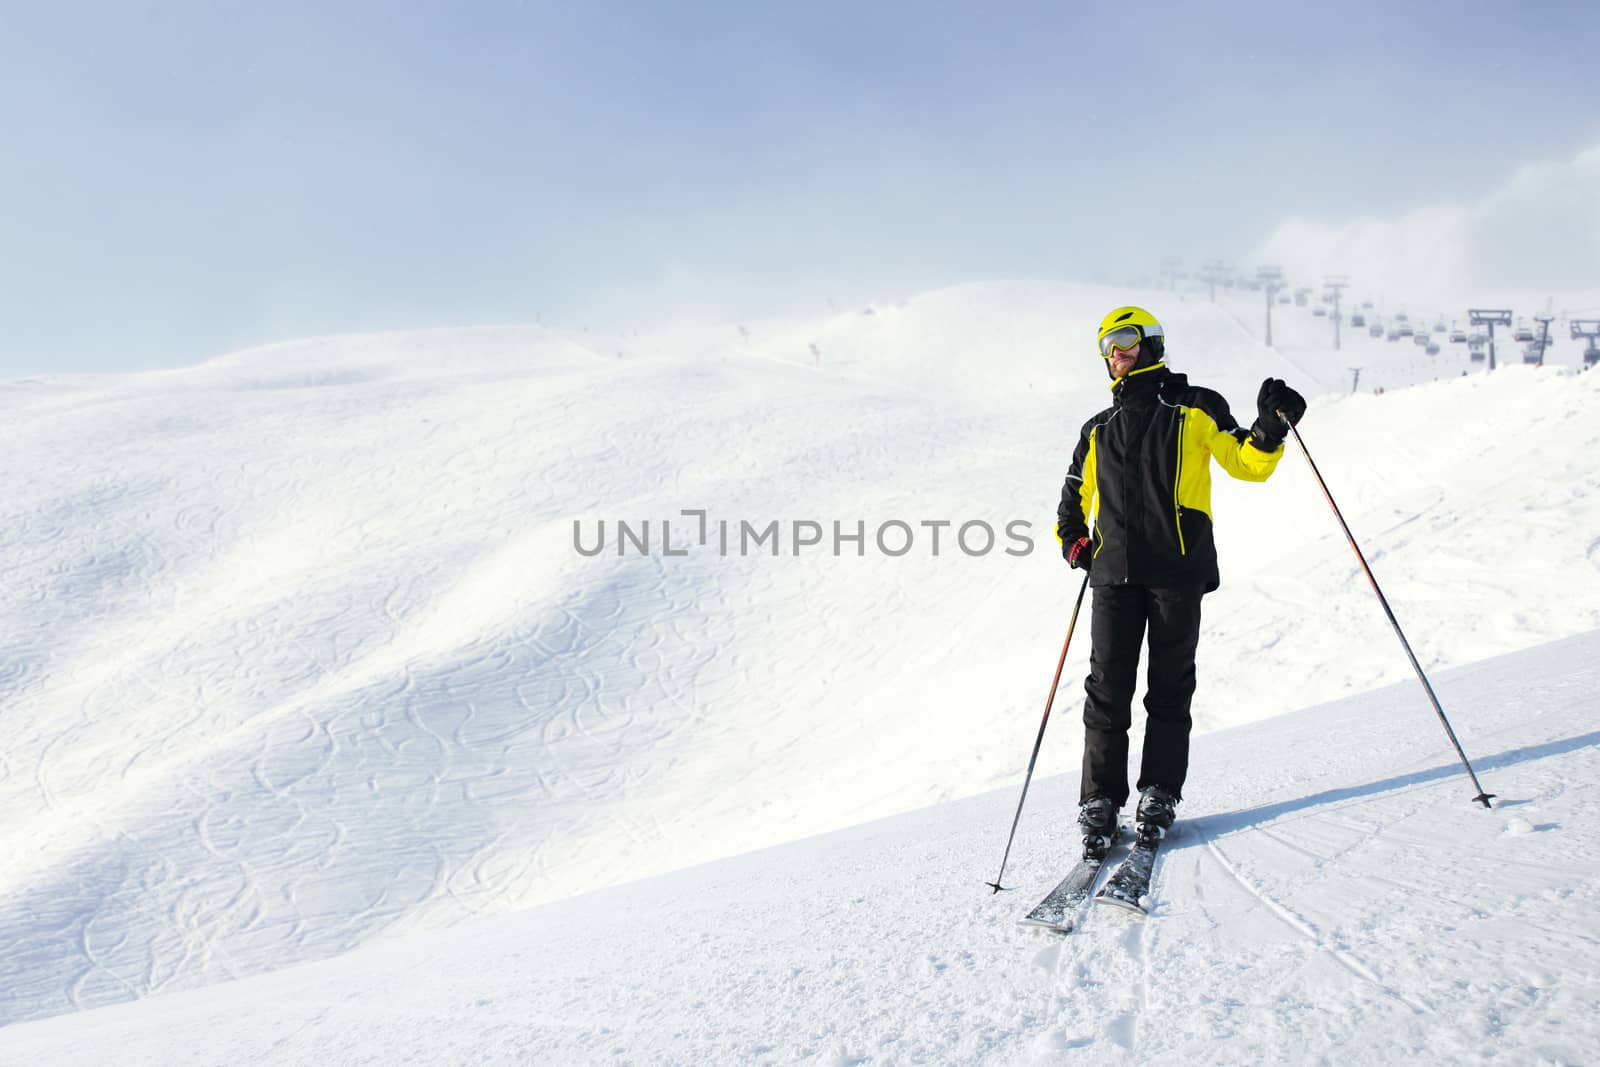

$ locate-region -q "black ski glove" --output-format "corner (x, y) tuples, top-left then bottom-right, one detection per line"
(1249, 378), (1306, 450)
(1064, 536), (1093, 572)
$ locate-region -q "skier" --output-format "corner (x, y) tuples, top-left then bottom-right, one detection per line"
(1056, 307), (1306, 860)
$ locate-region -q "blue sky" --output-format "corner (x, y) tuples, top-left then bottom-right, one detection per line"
(2, 1), (1596, 373)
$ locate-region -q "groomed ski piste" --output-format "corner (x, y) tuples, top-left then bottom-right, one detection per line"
(1, 281), (1597, 1063)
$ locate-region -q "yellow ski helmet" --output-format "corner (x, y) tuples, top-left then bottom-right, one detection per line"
(1096, 306), (1164, 358)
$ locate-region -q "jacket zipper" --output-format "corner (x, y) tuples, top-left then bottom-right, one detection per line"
(1173, 410), (1187, 556)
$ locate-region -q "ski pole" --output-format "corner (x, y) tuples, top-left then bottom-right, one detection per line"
(1281, 416), (1495, 808)
(987, 570), (1092, 893)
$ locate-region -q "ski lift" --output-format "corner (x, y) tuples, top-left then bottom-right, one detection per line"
(1394, 311), (1409, 322)
(1351, 312), (1367, 327)
(1449, 330), (1467, 343)
(1313, 306), (1327, 317)
(1278, 294), (1291, 304)
(1433, 321), (1447, 333)
(1426, 342), (1440, 356)
(1412, 333), (1429, 346)
(1513, 325), (1535, 343)
(1369, 323), (1383, 337)
(1398, 324), (1414, 337)
(1387, 329), (1401, 342)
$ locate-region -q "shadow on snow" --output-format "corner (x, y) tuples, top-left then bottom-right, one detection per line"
(1185, 729), (1600, 841)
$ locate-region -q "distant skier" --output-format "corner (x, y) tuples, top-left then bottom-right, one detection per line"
(1056, 307), (1306, 859)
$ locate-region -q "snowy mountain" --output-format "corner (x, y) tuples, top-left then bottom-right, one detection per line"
(0, 281), (1596, 1057)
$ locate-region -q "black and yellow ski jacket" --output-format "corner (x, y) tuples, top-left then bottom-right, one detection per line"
(1055, 364), (1282, 592)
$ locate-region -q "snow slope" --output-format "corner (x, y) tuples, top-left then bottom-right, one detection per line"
(2, 631), (1596, 1065)
(0, 282), (1596, 1031)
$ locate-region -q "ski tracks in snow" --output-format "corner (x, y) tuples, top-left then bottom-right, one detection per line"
(1041, 810), (1444, 1060)
(1200, 828), (1430, 1014)
(0, 352), (969, 1027)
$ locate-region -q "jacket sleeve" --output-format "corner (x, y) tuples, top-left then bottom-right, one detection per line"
(1190, 392), (1282, 482)
(1056, 421), (1098, 545)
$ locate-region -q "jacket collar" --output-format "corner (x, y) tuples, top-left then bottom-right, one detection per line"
(1110, 361), (1169, 402)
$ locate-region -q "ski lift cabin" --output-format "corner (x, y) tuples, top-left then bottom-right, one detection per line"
(1351, 312), (1367, 327)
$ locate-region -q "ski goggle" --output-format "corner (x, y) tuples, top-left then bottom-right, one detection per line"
(1099, 326), (1144, 358)
(1098, 321), (1163, 358)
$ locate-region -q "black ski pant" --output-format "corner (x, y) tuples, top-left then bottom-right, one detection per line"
(1079, 582), (1205, 807)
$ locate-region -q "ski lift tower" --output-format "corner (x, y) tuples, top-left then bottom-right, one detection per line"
(1258, 266), (1284, 347)
(1467, 309), (1513, 371)
(1201, 260), (1227, 303)
(1160, 256), (1182, 293)
(1324, 276), (1349, 350)
(1573, 320), (1600, 369)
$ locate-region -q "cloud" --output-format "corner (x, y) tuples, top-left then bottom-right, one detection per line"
(1254, 144), (1600, 303)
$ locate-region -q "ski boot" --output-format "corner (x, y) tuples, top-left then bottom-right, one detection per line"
(1134, 785), (1179, 846)
(1077, 796), (1120, 862)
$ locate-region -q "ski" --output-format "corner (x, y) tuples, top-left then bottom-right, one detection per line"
(1017, 856), (1103, 932)
(1017, 828), (1124, 932)
(1093, 825), (1166, 915)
